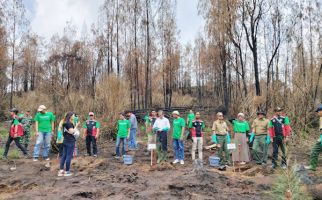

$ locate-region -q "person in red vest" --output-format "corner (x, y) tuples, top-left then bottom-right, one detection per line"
(3, 108), (29, 159)
(83, 112), (100, 157)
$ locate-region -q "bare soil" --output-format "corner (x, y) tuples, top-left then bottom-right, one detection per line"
(0, 137), (321, 200)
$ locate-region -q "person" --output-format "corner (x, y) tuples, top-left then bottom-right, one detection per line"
(230, 113), (250, 165)
(186, 110), (195, 140)
(126, 111), (138, 150)
(58, 112), (80, 176)
(268, 107), (292, 169)
(115, 113), (131, 159)
(305, 104), (322, 171)
(3, 108), (29, 159)
(212, 112), (231, 165)
(20, 110), (33, 151)
(250, 110), (270, 165)
(189, 112), (205, 161)
(56, 117), (65, 158)
(145, 113), (153, 144)
(172, 111), (186, 165)
(83, 112), (100, 157)
(152, 110), (171, 163)
(33, 105), (56, 161)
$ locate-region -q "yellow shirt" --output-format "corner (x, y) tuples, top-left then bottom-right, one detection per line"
(252, 118), (269, 135)
(212, 120), (229, 135)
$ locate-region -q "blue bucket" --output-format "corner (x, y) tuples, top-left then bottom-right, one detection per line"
(123, 155), (134, 165)
(209, 156), (220, 167)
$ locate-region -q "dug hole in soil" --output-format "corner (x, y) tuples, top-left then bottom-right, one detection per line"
(0, 134), (321, 200)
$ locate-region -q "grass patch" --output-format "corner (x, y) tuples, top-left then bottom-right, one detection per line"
(0, 148), (22, 160)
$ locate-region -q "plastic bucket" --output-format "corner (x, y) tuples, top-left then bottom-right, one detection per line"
(209, 156), (220, 167)
(123, 155), (134, 165)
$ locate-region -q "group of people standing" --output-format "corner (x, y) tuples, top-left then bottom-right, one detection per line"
(141, 107), (292, 170)
(2, 104), (322, 176)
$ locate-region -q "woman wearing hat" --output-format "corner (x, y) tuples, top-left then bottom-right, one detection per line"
(250, 110), (270, 165)
(58, 112), (80, 176)
(231, 113), (251, 165)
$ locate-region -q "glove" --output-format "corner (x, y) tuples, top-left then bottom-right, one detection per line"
(57, 130), (62, 141)
(162, 127), (169, 132)
(249, 133), (255, 143)
(320, 134), (322, 146)
(226, 134), (231, 144)
(212, 134), (217, 143)
(152, 127), (158, 132)
(266, 135), (271, 144)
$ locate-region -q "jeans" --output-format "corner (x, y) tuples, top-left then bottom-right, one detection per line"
(57, 143), (63, 158)
(60, 142), (75, 172)
(272, 136), (287, 166)
(173, 139), (184, 160)
(192, 137), (203, 160)
(86, 135), (97, 155)
(3, 136), (28, 157)
(33, 132), (52, 158)
(128, 128), (137, 149)
(115, 137), (127, 156)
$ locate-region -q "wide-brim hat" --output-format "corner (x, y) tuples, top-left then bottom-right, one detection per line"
(172, 110), (180, 116)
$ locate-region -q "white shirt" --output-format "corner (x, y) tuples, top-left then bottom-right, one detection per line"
(152, 117), (171, 131)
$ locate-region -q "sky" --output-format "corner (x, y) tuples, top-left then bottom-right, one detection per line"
(23, 0), (204, 45)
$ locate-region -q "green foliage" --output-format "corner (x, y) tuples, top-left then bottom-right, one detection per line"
(0, 148), (21, 160)
(269, 167), (312, 200)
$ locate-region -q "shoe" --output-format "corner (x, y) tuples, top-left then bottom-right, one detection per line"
(172, 159), (179, 164)
(24, 154), (31, 159)
(114, 156), (120, 159)
(57, 170), (64, 177)
(44, 157), (50, 161)
(304, 165), (316, 171)
(3, 155), (8, 160)
(271, 164), (277, 169)
(157, 158), (162, 164)
(33, 158), (38, 162)
(281, 164), (287, 170)
(93, 154), (97, 157)
(180, 160), (184, 165)
(64, 171), (73, 177)
(240, 162), (246, 165)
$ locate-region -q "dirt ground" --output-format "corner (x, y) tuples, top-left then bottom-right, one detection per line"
(0, 136), (321, 200)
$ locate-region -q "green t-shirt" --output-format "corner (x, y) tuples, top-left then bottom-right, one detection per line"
(172, 117), (186, 139)
(232, 120), (250, 133)
(187, 113), (195, 123)
(34, 112), (56, 132)
(117, 119), (130, 138)
(12, 118), (19, 125)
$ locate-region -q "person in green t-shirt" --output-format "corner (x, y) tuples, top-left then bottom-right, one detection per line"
(3, 108), (29, 159)
(33, 105), (56, 161)
(172, 110), (186, 165)
(230, 113), (250, 164)
(186, 110), (195, 140)
(115, 113), (131, 158)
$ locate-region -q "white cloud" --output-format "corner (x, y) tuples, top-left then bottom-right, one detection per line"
(29, 0), (104, 40)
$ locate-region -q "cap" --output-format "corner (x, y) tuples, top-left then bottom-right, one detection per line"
(237, 113), (245, 117)
(316, 104), (322, 112)
(257, 110), (266, 115)
(89, 112), (95, 116)
(274, 107), (283, 112)
(37, 105), (47, 112)
(172, 110), (180, 116)
(10, 108), (19, 114)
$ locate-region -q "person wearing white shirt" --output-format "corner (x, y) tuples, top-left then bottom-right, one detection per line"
(152, 110), (170, 163)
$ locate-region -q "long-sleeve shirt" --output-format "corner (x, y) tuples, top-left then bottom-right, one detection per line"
(152, 117), (170, 131)
(252, 118), (269, 135)
(129, 114), (138, 129)
(212, 120), (229, 135)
